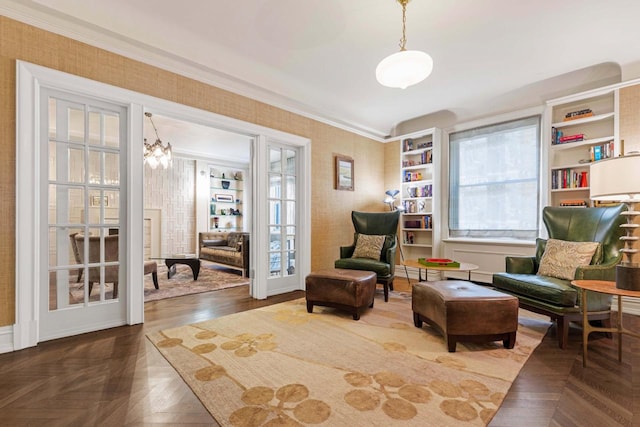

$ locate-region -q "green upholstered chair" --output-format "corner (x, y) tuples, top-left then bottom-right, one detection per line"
(493, 204), (626, 348)
(334, 210), (400, 302)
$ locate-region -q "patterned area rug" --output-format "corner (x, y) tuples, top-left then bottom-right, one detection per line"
(148, 293), (551, 426)
(68, 261), (249, 304)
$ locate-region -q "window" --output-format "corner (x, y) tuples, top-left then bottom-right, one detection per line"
(449, 116), (540, 240)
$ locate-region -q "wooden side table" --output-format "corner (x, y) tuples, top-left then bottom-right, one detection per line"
(402, 259), (479, 282)
(571, 280), (640, 367)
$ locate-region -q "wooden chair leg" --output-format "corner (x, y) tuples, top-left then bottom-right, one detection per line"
(113, 282), (118, 299)
(152, 272), (159, 289)
(557, 316), (568, 349)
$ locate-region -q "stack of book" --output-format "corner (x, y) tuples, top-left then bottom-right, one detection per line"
(589, 141), (614, 161)
(551, 128), (587, 145)
(551, 169), (588, 190)
(403, 215), (432, 229)
(560, 199), (588, 207)
(563, 108), (593, 121)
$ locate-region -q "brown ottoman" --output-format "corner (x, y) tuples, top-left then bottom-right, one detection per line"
(412, 280), (519, 352)
(306, 269), (377, 320)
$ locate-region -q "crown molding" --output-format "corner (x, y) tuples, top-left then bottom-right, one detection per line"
(0, 3), (389, 142)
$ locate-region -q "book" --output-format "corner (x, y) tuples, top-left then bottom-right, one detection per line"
(558, 133), (584, 142)
(418, 258), (461, 268)
(563, 112), (594, 121)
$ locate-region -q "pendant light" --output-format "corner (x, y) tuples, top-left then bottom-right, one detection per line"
(376, 0), (433, 89)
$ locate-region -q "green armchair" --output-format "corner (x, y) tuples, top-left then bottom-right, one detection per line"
(335, 210), (400, 302)
(493, 205), (626, 348)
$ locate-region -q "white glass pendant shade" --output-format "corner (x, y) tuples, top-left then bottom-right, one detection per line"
(376, 50), (433, 89)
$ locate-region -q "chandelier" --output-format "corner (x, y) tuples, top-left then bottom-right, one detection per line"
(376, 0), (433, 89)
(144, 112), (172, 169)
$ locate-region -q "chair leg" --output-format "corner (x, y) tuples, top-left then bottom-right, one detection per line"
(76, 269), (83, 283)
(557, 316), (568, 349)
(383, 283), (389, 302)
(113, 282), (118, 299)
(152, 272), (159, 289)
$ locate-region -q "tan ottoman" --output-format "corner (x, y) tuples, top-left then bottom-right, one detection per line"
(306, 269), (377, 320)
(412, 280), (519, 352)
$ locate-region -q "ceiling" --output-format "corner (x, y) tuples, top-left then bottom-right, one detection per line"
(5, 0), (640, 145)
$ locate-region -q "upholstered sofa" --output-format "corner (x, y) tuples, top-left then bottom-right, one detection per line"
(198, 231), (250, 277)
(492, 205), (626, 349)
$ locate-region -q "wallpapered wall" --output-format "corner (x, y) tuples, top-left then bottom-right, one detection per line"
(144, 158), (197, 255)
(0, 16), (392, 327)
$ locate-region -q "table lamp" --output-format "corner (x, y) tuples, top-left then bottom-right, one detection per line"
(590, 154), (640, 290)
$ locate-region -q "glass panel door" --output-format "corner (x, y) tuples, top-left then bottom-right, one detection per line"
(267, 146), (298, 289)
(40, 89), (127, 341)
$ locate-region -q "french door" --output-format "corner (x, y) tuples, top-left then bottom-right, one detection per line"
(265, 144), (300, 294)
(39, 88), (128, 341)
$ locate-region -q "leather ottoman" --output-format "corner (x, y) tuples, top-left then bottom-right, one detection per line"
(412, 280), (519, 352)
(306, 268), (377, 320)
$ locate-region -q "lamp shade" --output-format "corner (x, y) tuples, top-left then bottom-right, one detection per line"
(376, 50), (433, 89)
(590, 154), (640, 201)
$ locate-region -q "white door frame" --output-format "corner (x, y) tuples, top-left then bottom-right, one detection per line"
(13, 61), (310, 351)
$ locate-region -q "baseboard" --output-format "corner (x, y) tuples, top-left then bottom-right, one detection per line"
(0, 326), (14, 354)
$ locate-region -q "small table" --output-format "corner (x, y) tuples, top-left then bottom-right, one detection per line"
(402, 259), (479, 282)
(152, 254), (201, 280)
(571, 280), (640, 368)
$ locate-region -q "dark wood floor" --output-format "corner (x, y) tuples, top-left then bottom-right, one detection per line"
(0, 280), (638, 426)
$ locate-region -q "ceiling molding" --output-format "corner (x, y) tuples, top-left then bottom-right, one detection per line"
(0, 2), (389, 142)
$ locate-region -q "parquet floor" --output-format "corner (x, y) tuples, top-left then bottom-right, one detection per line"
(0, 280), (638, 426)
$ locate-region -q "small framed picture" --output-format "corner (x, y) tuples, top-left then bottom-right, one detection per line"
(90, 195), (108, 206)
(335, 155), (354, 191)
(216, 194), (234, 202)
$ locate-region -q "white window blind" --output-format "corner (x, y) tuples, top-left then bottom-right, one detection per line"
(449, 116), (540, 239)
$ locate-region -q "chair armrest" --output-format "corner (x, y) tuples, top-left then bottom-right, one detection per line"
(383, 244), (397, 276)
(505, 256), (536, 274)
(340, 245), (355, 259)
(574, 254), (622, 282)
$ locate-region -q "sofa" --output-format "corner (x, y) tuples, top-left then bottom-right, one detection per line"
(492, 205), (626, 349)
(198, 231), (250, 277)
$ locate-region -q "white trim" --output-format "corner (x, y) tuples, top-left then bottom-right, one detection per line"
(0, 326), (14, 354)
(0, 4), (387, 141)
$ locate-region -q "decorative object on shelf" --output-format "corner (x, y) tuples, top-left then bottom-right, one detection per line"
(376, 0), (433, 89)
(216, 194), (234, 202)
(590, 154), (640, 290)
(335, 155), (354, 191)
(143, 112), (172, 169)
(221, 180), (230, 189)
(234, 171), (242, 180)
(213, 217), (219, 229)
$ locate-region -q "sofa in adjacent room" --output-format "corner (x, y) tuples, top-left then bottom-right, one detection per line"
(198, 231), (250, 277)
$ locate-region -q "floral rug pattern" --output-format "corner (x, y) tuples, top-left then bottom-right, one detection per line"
(148, 294), (551, 426)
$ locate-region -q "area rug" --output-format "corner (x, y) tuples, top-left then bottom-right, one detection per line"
(68, 261), (249, 304)
(148, 293), (551, 426)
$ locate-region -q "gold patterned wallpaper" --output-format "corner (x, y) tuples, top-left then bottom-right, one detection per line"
(0, 16), (400, 327)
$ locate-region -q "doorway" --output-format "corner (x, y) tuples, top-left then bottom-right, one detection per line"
(15, 61), (311, 350)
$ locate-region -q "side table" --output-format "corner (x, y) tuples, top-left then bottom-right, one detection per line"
(402, 259), (479, 282)
(571, 280), (640, 368)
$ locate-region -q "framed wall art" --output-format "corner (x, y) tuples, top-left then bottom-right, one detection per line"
(335, 155), (354, 191)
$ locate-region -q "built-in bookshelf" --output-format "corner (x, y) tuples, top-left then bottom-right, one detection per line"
(546, 88), (617, 207)
(209, 166), (244, 231)
(399, 128), (441, 272)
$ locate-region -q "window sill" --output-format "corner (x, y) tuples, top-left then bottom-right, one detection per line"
(442, 237), (536, 247)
